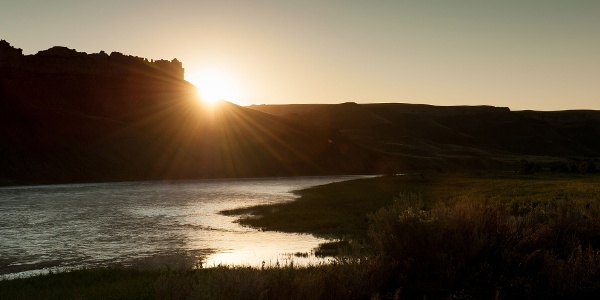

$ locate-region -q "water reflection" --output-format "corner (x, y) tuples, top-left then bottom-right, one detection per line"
(201, 231), (331, 268)
(0, 176), (364, 278)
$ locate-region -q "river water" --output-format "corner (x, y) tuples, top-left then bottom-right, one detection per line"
(0, 176), (365, 278)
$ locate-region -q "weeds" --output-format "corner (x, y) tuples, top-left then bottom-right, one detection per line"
(366, 189), (600, 298)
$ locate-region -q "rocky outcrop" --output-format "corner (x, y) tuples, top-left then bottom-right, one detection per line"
(0, 40), (192, 120)
(0, 40), (23, 69)
(0, 40), (184, 80)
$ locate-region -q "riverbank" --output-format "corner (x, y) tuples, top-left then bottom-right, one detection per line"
(2, 172), (600, 299)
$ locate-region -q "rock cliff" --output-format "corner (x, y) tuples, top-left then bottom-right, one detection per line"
(1, 40), (190, 120)
(0, 40), (184, 80)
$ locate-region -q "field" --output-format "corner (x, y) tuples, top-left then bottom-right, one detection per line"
(2, 172), (600, 299)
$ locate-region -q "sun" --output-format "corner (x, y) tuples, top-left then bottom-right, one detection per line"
(186, 69), (245, 106)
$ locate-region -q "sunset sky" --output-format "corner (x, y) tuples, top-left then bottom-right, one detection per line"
(2, 0), (599, 110)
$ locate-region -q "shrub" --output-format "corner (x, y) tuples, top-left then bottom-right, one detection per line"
(368, 193), (528, 295)
(366, 192), (600, 298)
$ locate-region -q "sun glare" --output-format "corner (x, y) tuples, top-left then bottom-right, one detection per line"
(186, 69), (245, 106)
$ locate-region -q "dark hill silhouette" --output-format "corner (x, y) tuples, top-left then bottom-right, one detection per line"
(2, 39), (598, 184)
(1, 41), (388, 185)
(250, 103), (600, 169)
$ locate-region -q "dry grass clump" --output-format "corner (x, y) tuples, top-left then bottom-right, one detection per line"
(154, 261), (379, 300)
(367, 192), (600, 298)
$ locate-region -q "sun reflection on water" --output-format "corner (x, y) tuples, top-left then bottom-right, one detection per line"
(0, 176), (367, 277)
(202, 231), (331, 268)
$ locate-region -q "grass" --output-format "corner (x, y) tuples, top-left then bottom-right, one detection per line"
(367, 191), (600, 298)
(224, 172), (600, 240)
(222, 174), (434, 238)
(0, 268), (161, 300)
(3, 172), (600, 299)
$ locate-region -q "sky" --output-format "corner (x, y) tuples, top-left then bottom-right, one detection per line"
(1, 0), (599, 110)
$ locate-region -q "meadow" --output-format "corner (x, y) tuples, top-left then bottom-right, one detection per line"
(2, 172), (600, 299)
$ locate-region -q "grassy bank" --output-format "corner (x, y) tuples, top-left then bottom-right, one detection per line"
(3, 172), (600, 299)
(0, 268), (161, 300)
(0, 262), (402, 300)
(224, 172), (600, 239)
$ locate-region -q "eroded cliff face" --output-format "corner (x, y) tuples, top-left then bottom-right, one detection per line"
(0, 40), (198, 183)
(0, 40), (23, 68)
(0, 40), (190, 119)
(0, 40), (183, 79)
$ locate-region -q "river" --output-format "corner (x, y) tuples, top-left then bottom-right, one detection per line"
(0, 176), (366, 278)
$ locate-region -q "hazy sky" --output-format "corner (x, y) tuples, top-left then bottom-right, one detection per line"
(2, 0), (599, 110)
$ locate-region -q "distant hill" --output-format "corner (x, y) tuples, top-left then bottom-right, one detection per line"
(250, 103), (600, 171)
(2, 39), (598, 185)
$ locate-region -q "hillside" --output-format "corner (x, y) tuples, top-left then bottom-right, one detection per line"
(0, 41), (383, 185)
(250, 103), (600, 170)
(2, 39), (598, 185)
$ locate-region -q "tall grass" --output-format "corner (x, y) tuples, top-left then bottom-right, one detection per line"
(367, 192), (600, 298)
(0, 268), (160, 300)
(153, 262), (378, 300)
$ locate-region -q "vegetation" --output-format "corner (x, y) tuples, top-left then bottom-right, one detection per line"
(3, 172), (600, 299)
(221, 175), (419, 237)
(0, 268), (161, 300)
(367, 191), (600, 298)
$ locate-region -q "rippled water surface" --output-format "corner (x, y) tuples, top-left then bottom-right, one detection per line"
(0, 176), (364, 277)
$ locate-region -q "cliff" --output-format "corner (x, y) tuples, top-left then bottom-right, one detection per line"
(0, 40), (184, 80)
(0, 40), (383, 185)
(1, 40), (190, 120)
